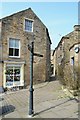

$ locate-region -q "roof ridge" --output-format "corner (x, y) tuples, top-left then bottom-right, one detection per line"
(1, 7), (31, 19)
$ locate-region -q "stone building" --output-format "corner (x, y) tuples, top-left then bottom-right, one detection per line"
(52, 25), (80, 89)
(51, 50), (54, 75)
(69, 42), (80, 66)
(69, 42), (80, 90)
(0, 8), (51, 89)
(52, 36), (66, 77)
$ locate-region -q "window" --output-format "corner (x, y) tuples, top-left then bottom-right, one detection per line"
(71, 57), (74, 65)
(3, 62), (25, 88)
(25, 19), (33, 32)
(9, 38), (20, 57)
(6, 66), (21, 87)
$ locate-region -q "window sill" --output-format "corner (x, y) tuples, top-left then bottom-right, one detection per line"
(24, 30), (33, 33)
(9, 56), (20, 59)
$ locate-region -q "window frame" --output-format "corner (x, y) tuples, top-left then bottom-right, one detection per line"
(9, 38), (20, 58)
(6, 66), (21, 87)
(3, 61), (25, 88)
(24, 18), (34, 32)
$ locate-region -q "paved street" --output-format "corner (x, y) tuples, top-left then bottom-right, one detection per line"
(0, 80), (79, 119)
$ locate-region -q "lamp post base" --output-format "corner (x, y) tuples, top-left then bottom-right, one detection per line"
(28, 113), (34, 118)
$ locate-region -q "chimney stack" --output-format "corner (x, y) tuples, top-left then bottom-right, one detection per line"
(74, 25), (80, 31)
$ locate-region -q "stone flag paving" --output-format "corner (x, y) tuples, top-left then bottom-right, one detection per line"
(0, 81), (79, 119)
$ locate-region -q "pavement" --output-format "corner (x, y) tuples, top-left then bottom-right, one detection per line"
(0, 80), (79, 119)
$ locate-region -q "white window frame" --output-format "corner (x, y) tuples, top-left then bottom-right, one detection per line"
(24, 18), (34, 32)
(6, 66), (21, 87)
(9, 38), (20, 58)
(3, 61), (25, 88)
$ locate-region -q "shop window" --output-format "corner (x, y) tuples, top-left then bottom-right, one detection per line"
(5, 66), (21, 87)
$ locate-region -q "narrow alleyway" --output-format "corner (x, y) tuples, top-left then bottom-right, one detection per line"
(0, 80), (79, 119)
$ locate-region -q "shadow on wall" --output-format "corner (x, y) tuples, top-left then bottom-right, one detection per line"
(0, 105), (15, 116)
(0, 87), (4, 93)
(50, 76), (57, 82)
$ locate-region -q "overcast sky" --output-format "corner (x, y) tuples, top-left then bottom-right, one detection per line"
(0, 2), (78, 49)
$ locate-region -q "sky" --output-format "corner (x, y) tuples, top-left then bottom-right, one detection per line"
(0, 2), (78, 49)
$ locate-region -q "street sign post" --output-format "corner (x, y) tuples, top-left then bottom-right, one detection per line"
(28, 41), (43, 117)
(28, 42), (34, 116)
(33, 53), (43, 57)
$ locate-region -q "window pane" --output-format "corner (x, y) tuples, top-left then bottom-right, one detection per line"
(9, 38), (19, 48)
(9, 48), (13, 56)
(25, 19), (33, 32)
(6, 75), (13, 82)
(14, 76), (20, 81)
(9, 39), (15, 48)
(15, 40), (19, 48)
(6, 67), (13, 75)
(29, 21), (32, 27)
(6, 68), (13, 86)
(14, 68), (20, 81)
(15, 49), (19, 56)
(14, 68), (20, 74)
(9, 38), (20, 57)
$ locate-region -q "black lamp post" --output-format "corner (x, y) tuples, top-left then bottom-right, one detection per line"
(28, 41), (43, 117)
(28, 41), (34, 116)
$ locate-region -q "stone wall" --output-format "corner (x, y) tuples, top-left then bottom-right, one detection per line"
(0, 63), (3, 86)
(53, 25), (80, 90)
(63, 26), (79, 88)
(0, 21), (3, 87)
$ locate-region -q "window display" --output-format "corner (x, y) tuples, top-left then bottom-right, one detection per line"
(5, 66), (21, 87)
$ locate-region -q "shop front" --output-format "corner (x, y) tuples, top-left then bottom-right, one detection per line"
(3, 61), (25, 88)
